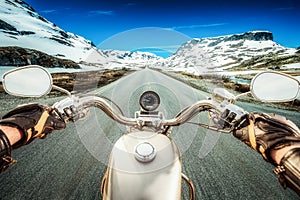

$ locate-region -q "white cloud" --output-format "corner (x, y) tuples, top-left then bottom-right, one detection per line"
(170, 23), (228, 30)
(88, 10), (115, 16)
(40, 9), (57, 14)
(273, 7), (295, 11)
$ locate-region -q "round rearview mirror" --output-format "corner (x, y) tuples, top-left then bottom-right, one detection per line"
(251, 71), (299, 102)
(2, 65), (53, 97)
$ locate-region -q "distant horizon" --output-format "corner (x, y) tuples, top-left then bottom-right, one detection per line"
(24, 0), (300, 57)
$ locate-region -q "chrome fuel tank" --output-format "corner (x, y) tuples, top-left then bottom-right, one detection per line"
(101, 131), (182, 200)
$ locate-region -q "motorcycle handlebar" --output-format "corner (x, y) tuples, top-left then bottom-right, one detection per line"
(161, 100), (217, 126)
(77, 95), (137, 126)
(54, 94), (220, 128)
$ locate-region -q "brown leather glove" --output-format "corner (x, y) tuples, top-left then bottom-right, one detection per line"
(233, 112), (300, 164)
(0, 103), (66, 148)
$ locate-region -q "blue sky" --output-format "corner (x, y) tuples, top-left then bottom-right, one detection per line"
(26, 0), (300, 56)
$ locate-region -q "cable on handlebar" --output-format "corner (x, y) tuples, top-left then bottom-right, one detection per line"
(185, 121), (231, 134)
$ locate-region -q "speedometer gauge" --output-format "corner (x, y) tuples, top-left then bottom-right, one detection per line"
(139, 91), (160, 112)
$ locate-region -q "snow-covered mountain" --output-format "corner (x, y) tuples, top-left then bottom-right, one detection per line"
(0, 0), (299, 73)
(0, 0), (100, 63)
(80, 49), (163, 69)
(161, 31), (298, 74)
(0, 0), (163, 69)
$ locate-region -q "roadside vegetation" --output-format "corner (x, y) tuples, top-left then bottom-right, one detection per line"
(230, 52), (300, 71)
(161, 70), (300, 111)
(0, 68), (132, 94)
(51, 68), (131, 93)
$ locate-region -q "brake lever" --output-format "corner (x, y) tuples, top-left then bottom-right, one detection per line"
(52, 97), (90, 123)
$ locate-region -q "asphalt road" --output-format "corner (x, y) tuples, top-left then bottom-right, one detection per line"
(0, 68), (299, 199)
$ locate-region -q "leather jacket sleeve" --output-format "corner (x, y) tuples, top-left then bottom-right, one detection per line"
(0, 129), (13, 172)
(274, 147), (300, 196)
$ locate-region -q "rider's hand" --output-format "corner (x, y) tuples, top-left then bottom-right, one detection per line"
(233, 112), (300, 164)
(0, 103), (66, 148)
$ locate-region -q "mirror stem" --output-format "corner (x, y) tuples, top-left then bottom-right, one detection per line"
(52, 85), (72, 97)
(234, 91), (251, 100)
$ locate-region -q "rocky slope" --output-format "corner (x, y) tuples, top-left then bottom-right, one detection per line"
(0, 0), (100, 63)
(0, 46), (80, 68)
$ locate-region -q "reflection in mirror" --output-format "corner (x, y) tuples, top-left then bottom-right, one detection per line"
(3, 66), (52, 97)
(251, 72), (299, 102)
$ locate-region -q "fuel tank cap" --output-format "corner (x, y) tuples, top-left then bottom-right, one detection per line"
(134, 142), (156, 163)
